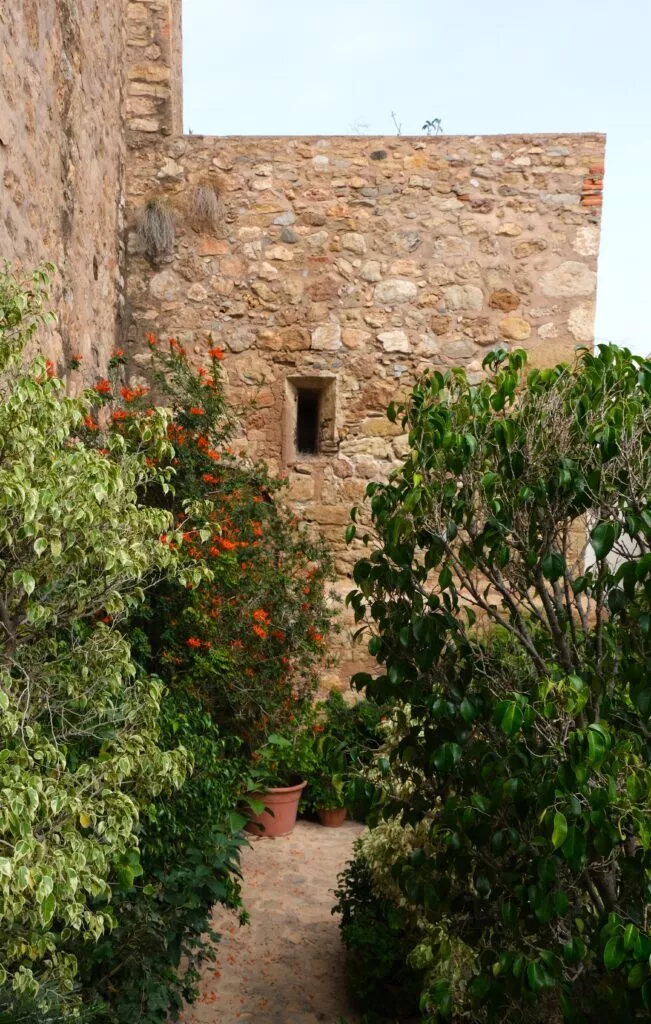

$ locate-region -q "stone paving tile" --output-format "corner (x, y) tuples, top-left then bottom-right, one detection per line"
(181, 820), (365, 1024)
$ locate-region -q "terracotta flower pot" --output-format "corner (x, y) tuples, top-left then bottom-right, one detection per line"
(244, 780), (307, 838)
(317, 807), (347, 828)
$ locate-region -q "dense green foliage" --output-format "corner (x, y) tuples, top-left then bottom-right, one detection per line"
(0, 267), (191, 1013)
(90, 338), (335, 748)
(305, 690), (384, 814)
(344, 346), (651, 1021)
(334, 849), (423, 1023)
(76, 689), (246, 1023)
(0, 268), (335, 1022)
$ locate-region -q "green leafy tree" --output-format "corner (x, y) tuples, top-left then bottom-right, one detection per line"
(0, 267), (193, 1013)
(346, 346), (651, 1021)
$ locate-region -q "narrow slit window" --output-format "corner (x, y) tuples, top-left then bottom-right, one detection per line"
(296, 389), (320, 454)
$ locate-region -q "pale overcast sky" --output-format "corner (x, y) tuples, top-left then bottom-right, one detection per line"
(183, 0), (650, 356)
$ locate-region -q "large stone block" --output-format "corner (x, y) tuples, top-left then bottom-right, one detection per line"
(288, 473), (316, 501)
(499, 315), (531, 340)
(374, 279), (418, 304)
(312, 324), (343, 351)
(378, 330), (411, 353)
(150, 270), (183, 302)
(306, 505), (351, 526)
(539, 261), (597, 297)
(259, 325), (311, 351)
(442, 285), (484, 311)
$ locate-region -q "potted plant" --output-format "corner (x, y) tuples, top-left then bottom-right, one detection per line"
(244, 732), (316, 838)
(305, 732), (350, 827)
(310, 774), (348, 828)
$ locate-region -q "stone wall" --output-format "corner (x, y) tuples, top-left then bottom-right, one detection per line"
(124, 124), (605, 684)
(0, 0), (608, 686)
(120, 0), (605, 686)
(0, 0), (126, 374)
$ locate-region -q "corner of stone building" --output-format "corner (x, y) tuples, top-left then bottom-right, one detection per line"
(126, 0), (183, 144)
(0, 0), (130, 377)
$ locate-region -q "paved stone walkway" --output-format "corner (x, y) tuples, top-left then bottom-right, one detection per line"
(182, 819), (365, 1024)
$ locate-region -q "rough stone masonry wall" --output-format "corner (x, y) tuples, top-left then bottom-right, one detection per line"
(125, 131), (605, 686)
(0, 0), (126, 374)
(123, 1), (605, 688)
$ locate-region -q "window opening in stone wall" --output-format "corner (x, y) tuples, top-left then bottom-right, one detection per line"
(284, 376), (338, 464)
(296, 389), (321, 454)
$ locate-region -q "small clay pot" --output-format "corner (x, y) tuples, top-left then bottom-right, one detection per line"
(244, 780), (307, 838)
(317, 807), (347, 828)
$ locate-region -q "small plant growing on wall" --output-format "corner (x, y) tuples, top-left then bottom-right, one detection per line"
(189, 184), (226, 235)
(138, 199), (176, 265)
(422, 117), (443, 135)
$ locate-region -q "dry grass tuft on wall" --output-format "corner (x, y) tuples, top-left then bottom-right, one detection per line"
(189, 185), (226, 235)
(138, 199), (176, 264)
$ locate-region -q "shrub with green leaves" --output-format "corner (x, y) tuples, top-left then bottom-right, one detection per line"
(334, 840), (424, 1023)
(346, 345), (651, 1021)
(75, 688), (247, 1024)
(87, 337), (336, 748)
(0, 267), (195, 1014)
(304, 691), (384, 816)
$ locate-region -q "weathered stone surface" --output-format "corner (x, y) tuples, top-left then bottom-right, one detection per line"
(342, 232), (367, 255)
(360, 260), (382, 282)
(443, 285), (484, 311)
(266, 244), (294, 261)
(187, 282), (208, 302)
(500, 315), (532, 340)
(433, 236), (472, 258)
(150, 270), (183, 301)
(225, 328), (256, 353)
(539, 261), (596, 297)
(361, 417), (402, 437)
(538, 322), (559, 339)
(489, 289), (520, 312)
(307, 505), (351, 526)
(0, 0), (129, 372)
(374, 279), (418, 304)
(305, 229), (330, 252)
(427, 263), (456, 286)
(443, 339), (478, 360)
(302, 209), (327, 226)
(567, 303), (595, 342)
(288, 473), (315, 501)
(306, 275), (341, 301)
(573, 225), (600, 257)
(258, 261), (279, 280)
(273, 210), (296, 226)
(258, 326), (310, 351)
(342, 328), (371, 349)
(378, 330), (411, 353)
(312, 324), (342, 350)
(340, 437), (392, 458)
(496, 222), (522, 236)
(0, 0), (607, 689)
(198, 238), (230, 257)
